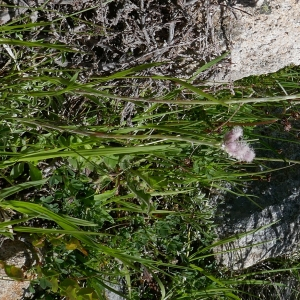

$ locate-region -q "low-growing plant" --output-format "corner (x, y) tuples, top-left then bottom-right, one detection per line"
(1, 7), (300, 300)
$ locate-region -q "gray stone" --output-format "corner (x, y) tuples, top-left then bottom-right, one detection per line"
(104, 282), (126, 300)
(215, 197), (300, 270)
(210, 0), (300, 82)
(0, 236), (35, 300)
(214, 122), (300, 270)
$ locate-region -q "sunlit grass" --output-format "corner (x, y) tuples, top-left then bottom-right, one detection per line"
(1, 9), (300, 300)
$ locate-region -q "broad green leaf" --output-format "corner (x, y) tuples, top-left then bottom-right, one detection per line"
(4, 264), (24, 281)
(58, 136), (68, 147)
(77, 287), (98, 300)
(94, 188), (117, 202)
(10, 162), (24, 179)
(28, 163), (43, 181)
(50, 276), (59, 293)
(130, 170), (166, 189)
(102, 154), (119, 169)
(65, 237), (80, 249)
(70, 179), (84, 190)
(49, 174), (63, 185)
(61, 278), (79, 300)
(65, 237), (88, 255)
(127, 181), (151, 209)
(39, 277), (50, 289)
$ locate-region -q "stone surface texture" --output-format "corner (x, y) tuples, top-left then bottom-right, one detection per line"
(215, 198), (300, 270)
(0, 237), (35, 300)
(214, 122), (300, 270)
(213, 0), (300, 82)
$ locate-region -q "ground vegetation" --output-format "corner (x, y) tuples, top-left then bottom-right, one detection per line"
(0, 1), (300, 300)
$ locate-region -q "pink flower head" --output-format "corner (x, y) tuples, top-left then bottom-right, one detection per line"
(223, 127), (255, 163)
(241, 146), (256, 163)
(224, 126), (243, 143)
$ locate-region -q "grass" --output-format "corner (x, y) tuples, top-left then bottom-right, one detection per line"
(1, 8), (300, 300)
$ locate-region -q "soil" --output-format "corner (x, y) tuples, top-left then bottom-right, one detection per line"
(1, 0), (239, 82)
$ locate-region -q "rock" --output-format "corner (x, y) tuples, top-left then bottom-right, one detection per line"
(104, 282), (126, 300)
(214, 198), (300, 270)
(211, 0), (300, 82)
(0, 236), (36, 300)
(214, 122), (300, 270)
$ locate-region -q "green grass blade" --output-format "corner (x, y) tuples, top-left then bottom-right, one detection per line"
(13, 227), (111, 236)
(16, 145), (178, 161)
(0, 179), (48, 200)
(190, 264), (241, 300)
(0, 38), (77, 51)
(188, 52), (229, 83)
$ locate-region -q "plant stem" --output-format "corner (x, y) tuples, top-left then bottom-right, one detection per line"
(18, 119), (221, 148)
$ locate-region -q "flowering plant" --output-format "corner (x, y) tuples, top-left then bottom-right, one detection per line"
(223, 126), (255, 163)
